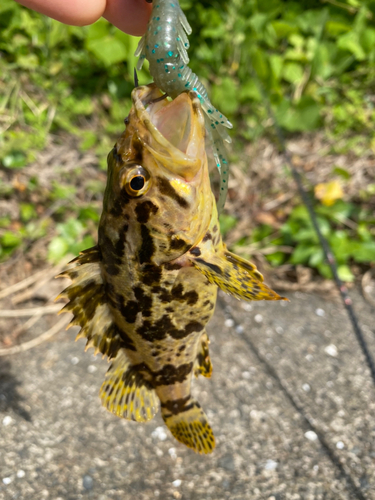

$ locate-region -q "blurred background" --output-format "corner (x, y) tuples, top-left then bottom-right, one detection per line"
(1, 1), (375, 498)
(0, 0), (374, 284)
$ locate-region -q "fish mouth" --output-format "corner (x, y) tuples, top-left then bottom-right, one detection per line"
(131, 84), (206, 180)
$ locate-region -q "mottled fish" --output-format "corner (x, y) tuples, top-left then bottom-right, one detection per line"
(57, 84), (286, 454)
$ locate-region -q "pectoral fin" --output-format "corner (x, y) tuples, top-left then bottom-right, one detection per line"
(190, 249), (287, 302)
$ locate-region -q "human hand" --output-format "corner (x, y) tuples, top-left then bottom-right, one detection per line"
(15, 0), (152, 36)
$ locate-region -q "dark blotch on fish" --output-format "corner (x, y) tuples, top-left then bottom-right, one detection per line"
(136, 314), (203, 342)
(163, 262), (182, 271)
(190, 247), (201, 256)
(160, 395), (191, 414)
(170, 237), (191, 252)
(153, 362), (194, 386)
(113, 146), (123, 164)
(156, 283), (198, 306)
(140, 264), (162, 285)
(133, 286), (153, 317)
(139, 225), (155, 264)
(195, 258), (223, 276)
(135, 201), (159, 223)
(156, 177), (189, 208)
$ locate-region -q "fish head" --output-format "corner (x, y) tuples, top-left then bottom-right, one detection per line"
(101, 84), (215, 266)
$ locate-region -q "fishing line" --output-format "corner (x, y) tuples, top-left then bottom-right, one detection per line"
(251, 73), (375, 386)
(217, 295), (368, 500)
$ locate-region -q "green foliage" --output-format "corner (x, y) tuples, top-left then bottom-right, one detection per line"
(1, 0), (374, 274)
(1, 0), (375, 166)
(249, 200), (375, 281)
(48, 218), (95, 263)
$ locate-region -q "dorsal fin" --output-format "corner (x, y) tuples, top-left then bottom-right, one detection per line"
(56, 246), (135, 358)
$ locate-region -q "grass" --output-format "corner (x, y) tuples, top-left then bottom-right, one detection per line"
(0, 0), (374, 282)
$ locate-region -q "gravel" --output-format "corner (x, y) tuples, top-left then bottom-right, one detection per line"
(1, 289), (375, 499)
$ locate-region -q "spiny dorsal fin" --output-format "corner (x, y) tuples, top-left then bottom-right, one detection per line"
(189, 249), (287, 302)
(194, 332), (212, 378)
(161, 398), (215, 454)
(56, 246), (134, 358)
(100, 350), (158, 422)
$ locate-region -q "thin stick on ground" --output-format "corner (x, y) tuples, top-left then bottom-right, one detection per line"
(0, 304), (62, 318)
(0, 263), (64, 301)
(12, 262), (66, 305)
(0, 316), (70, 356)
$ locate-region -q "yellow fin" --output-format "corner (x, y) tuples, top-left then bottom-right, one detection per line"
(99, 351), (158, 422)
(194, 332), (212, 378)
(56, 246), (134, 359)
(162, 399), (215, 454)
(190, 249), (287, 302)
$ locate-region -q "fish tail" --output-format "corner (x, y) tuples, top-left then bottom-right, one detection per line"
(161, 398), (215, 454)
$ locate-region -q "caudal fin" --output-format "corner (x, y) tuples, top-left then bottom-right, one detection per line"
(162, 398), (215, 454)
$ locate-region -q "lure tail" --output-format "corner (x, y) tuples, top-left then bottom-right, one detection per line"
(210, 124), (230, 214)
(161, 398), (215, 454)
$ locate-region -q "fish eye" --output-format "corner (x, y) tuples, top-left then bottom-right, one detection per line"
(122, 165), (151, 196)
(130, 175), (145, 191)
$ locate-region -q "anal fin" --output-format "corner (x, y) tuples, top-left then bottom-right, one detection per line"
(162, 398), (215, 454)
(100, 351), (158, 422)
(194, 332), (212, 378)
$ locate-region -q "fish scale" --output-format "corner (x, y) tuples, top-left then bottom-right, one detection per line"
(57, 84), (286, 454)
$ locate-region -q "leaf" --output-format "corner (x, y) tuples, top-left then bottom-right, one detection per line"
(275, 97), (321, 132)
(266, 251), (286, 266)
(314, 181), (344, 206)
(2, 152), (26, 169)
(338, 32), (366, 60)
(333, 167), (351, 180)
(1, 232), (22, 248)
(282, 62), (304, 85)
(20, 203), (36, 222)
(337, 265), (354, 282)
(86, 36), (128, 66)
(211, 77), (238, 116)
(353, 241), (375, 263)
(290, 244), (317, 264)
(48, 237), (69, 263)
(219, 214), (238, 236)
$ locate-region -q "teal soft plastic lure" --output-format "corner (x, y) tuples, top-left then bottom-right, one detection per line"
(135, 0), (232, 212)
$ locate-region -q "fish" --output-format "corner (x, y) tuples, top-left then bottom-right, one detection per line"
(57, 83), (286, 454)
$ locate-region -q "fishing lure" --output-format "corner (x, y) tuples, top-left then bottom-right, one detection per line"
(135, 0), (232, 213)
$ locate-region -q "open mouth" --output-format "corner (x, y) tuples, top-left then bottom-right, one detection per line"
(132, 85), (206, 180)
(147, 93), (197, 155)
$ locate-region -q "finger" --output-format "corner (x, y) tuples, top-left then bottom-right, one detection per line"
(104, 0), (152, 36)
(14, 0), (152, 35)
(15, 0), (107, 26)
